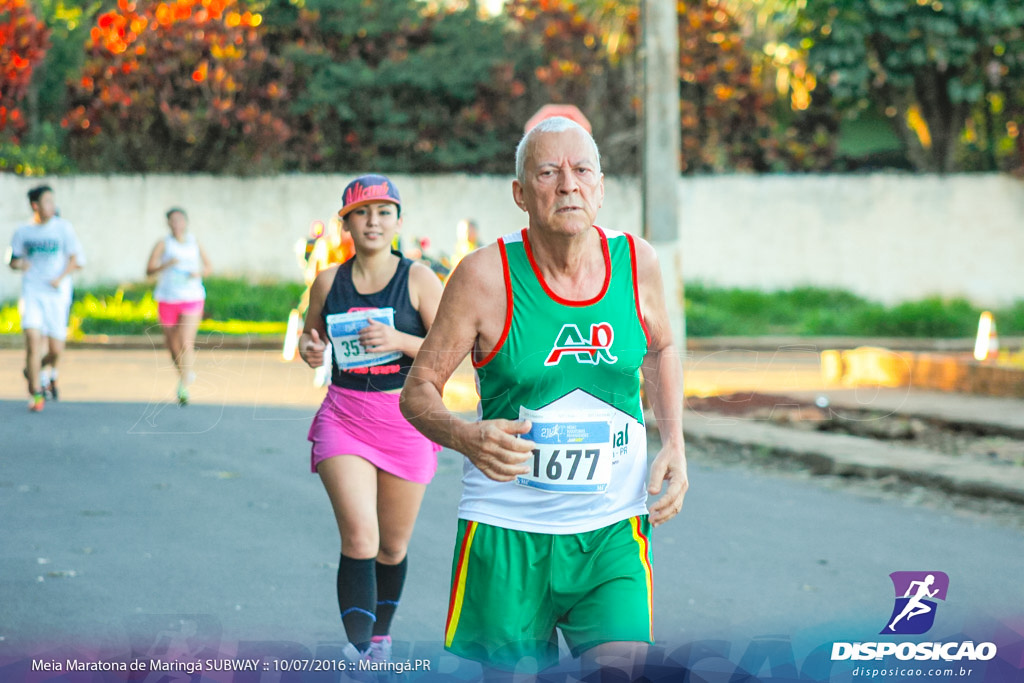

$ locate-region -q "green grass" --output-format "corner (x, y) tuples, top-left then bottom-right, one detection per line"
(1, 277), (304, 336)
(202, 277), (305, 322)
(683, 283), (1024, 337)
(69, 277), (305, 322)
(2, 278), (1021, 338)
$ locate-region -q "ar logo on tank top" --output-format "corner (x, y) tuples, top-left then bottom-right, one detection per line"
(544, 322), (618, 366)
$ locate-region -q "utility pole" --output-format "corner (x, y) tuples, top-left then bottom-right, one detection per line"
(642, 0), (685, 350)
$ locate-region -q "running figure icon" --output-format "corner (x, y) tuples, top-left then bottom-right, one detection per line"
(882, 571), (949, 635)
(888, 574), (938, 631)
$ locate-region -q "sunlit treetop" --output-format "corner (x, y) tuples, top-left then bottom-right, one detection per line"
(0, 0), (51, 137)
(64, 0), (288, 173)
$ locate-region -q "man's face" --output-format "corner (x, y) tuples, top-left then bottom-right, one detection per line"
(32, 191), (57, 222)
(513, 128), (604, 237)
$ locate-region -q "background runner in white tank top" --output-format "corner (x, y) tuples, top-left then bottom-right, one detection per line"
(153, 233), (206, 303)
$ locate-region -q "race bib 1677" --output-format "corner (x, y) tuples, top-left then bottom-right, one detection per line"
(516, 406), (614, 494)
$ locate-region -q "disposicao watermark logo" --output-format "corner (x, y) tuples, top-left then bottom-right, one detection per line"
(882, 571), (949, 635)
(831, 572), (998, 663)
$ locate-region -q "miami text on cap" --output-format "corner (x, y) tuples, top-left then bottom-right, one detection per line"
(340, 174), (401, 217)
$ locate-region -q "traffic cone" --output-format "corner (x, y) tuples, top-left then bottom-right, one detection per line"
(973, 311), (998, 362)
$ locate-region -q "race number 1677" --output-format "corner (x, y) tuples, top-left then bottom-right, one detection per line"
(531, 448), (601, 481)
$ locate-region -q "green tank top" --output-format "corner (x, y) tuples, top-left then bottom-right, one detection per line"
(475, 226), (649, 422)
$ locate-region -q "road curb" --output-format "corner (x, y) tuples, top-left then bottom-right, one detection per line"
(680, 412), (1024, 507)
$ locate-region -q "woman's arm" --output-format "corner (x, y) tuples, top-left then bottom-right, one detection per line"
(298, 266), (338, 369)
(145, 240), (172, 277)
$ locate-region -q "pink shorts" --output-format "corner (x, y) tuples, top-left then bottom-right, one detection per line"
(308, 385), (440, 484)
(157, 300), (205, 327)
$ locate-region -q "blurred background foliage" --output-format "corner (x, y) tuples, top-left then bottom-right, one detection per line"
(1, 0), (1023, 176)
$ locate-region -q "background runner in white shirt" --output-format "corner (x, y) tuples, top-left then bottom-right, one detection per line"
(8, 185), (85, 412)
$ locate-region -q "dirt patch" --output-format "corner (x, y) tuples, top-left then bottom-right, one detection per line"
(685, 392), (1024, 467)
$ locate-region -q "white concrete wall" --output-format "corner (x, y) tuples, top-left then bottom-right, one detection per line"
(2, 173), (1022, 305)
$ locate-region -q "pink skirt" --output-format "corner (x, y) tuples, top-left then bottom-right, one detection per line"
(308, 385), (440, 484)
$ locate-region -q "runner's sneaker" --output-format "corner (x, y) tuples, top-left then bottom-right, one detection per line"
(366, 636), (392, 663)
(177, 382), (190, 406)
(340, 642), (365, 662)
(28, 394), (45, 413)
(45, 378), (59, 401)
(337, 643), (382, 679)
(338, 643), (375, 681)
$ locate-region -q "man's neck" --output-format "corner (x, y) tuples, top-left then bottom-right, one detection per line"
(529, 225), (598, 268)
(527, 225), (605, 300)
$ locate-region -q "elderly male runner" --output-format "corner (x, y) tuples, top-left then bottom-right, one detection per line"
(400, 116), (687, 677)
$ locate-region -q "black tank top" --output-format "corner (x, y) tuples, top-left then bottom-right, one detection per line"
(322, 253), (427, 392)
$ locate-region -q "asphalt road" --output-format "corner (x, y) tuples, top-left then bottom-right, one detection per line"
(1, 349), (1023, 681)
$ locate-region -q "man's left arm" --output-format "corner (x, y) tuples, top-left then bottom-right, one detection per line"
(634, 236), (687, 527)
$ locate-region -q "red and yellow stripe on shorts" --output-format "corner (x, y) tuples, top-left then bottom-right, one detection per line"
(445, 520), (478, 647)
(629, 515), (654, 640)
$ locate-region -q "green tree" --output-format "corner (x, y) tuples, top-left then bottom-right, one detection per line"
(721, 0), (838, 171)
(792, 0), (1024, 172)
(263, 0), (526, 173)
(29, 1), (103, 132)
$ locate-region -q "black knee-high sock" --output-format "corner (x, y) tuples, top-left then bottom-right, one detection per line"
(337, 554), (376, 651)
(373, 556), (408, 637)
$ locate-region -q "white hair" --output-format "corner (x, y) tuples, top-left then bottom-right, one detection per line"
(515, 116), (601, 185)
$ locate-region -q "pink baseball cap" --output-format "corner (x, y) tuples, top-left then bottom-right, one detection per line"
(339, 174), (401, 217)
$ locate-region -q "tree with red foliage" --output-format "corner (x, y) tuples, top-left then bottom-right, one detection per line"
(0, 0), (50, 141)
(64, 0), (290, 173)
(505, 0), (642, 169)
(506, 0), (781, 173)
(677, 0), (779, 172)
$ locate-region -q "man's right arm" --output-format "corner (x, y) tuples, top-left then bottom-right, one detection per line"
(400, 247), (534, 482)
(9, 231), (26, 271)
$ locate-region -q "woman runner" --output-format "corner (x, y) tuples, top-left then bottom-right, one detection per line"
(299, 175), (443, 662)
(146, 207), (211, 406)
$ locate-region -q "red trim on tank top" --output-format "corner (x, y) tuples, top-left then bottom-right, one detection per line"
(522, 226), (611, 307)
(625, 232), (652, 345)
(473, 238), (514, 368)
